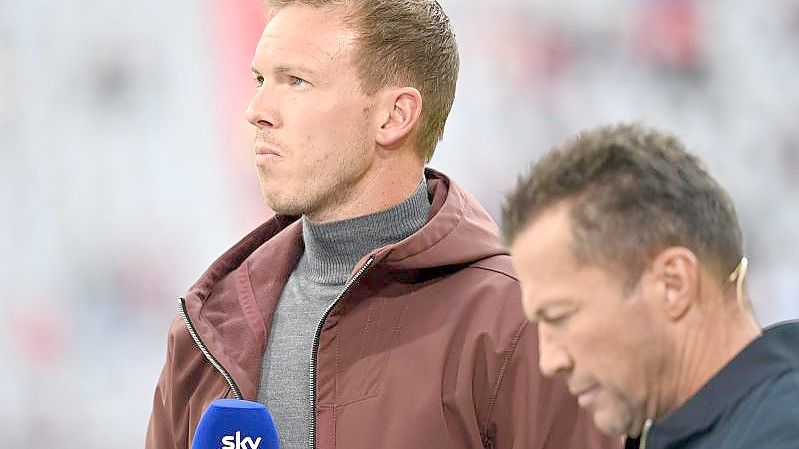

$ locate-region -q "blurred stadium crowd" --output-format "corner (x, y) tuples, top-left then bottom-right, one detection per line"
(1, 0), (797, 446)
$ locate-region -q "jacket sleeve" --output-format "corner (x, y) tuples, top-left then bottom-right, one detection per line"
(485, 321), (622, 449)
(145, 316), (185, 449)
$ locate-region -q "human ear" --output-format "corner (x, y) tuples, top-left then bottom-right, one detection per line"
(375, 87), (423, 148)
(649, 247), (700, 321)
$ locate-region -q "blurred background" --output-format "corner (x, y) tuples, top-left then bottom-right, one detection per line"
(1, 0), (797, 445)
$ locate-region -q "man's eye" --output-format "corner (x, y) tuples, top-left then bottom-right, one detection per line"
(254, 76), (264, 87)
(542, 311), (572, 325)
(290, 76), (308, 87)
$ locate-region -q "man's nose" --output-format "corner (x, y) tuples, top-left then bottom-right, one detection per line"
(537, 324), (573, 377)
(245, 88), (280, 129)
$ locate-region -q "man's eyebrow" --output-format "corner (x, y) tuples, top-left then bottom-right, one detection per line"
(251, 63), (319, 75)
(273, 64), (319, 77)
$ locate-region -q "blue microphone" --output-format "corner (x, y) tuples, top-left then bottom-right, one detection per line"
(191, 399), (280, 449)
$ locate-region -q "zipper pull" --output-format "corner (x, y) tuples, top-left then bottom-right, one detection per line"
(639, 418), (653, 449)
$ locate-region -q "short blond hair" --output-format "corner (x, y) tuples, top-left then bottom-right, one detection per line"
(266, 0), (460, 161)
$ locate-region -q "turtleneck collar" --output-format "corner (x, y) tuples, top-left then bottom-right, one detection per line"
(299, 179), (431, 285)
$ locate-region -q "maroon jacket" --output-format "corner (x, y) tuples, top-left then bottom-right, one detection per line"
(147, 169), (619, 449)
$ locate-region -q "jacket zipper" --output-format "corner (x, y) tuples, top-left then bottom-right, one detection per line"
(178, 297), (243, 399)
(639, 418), (653, 449)
(308, 256), (375, 449)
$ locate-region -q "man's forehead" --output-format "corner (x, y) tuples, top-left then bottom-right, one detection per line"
(512, 204), (575, 262)
(257, 7), (357, 62)
(510, 205), (590, 301)
(258, 33), (353, 61)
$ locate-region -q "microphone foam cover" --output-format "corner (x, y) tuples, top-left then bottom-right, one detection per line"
(191, 398), (280, 449)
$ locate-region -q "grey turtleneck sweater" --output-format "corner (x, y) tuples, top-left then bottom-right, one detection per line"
(257, 180), (431, 449)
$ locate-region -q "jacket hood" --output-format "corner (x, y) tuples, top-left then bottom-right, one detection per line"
(373, 167), (507, 270)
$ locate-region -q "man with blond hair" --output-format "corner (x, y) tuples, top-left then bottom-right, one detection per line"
(146, 1), (616, 449)
(503, 124), (799, 449)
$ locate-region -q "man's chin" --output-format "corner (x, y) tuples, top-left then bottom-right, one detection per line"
(265, 200), (304, 217)
(592, 409), (633, 438)
(259, 190), (298, 216)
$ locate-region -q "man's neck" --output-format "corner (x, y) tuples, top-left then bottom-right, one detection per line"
(306, 152), (425, 223)
(657, 304), (761, 419)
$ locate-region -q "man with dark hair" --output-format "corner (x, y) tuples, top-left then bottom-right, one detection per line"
(503, 123), (799, 449)
(145, 2), (616, 449)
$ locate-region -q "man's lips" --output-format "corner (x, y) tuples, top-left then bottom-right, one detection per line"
(255, 146), (281, 156)
(255, 145), (282, 166)
(572, 384), (600, 406)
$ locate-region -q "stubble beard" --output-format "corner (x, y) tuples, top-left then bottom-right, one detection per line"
(257, 154), (365, 219)
(257, 166), (315, 216)
(254, 123), (372, 217)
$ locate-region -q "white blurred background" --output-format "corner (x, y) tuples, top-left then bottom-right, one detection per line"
(1, 0), (797, 446)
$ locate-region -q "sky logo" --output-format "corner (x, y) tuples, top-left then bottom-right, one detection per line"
(221, 431), (263, 449)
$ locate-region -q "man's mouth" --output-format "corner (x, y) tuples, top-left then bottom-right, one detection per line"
(255, 145), (281, 156)
(254, 145), (283, 166)
(572, 384), (600, 407)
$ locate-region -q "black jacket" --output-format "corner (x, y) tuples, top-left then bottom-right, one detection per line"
(625, 320), (799, 449)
